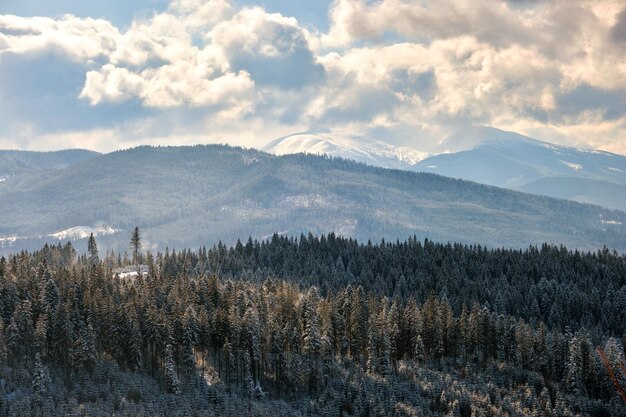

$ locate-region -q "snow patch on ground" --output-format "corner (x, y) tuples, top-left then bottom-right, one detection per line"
(241, 155), (259, 165)
(559, 160), (583, 171)
(261, 230), (289, 240)
(335, 219), (357, 236)
(50, 225), (119, 240)
(361, 142), (428, 166)
(282, 194), (329, 209)
(113, 265), (149, 281)
(0, 236), (18, 247)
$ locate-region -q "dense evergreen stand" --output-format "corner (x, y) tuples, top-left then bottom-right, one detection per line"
(0, 235), (624, 416)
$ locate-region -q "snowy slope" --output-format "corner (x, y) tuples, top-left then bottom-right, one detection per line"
(49, 225), (120, 240)
(263, 132), (428, 170)
(0, 225), (120, 250)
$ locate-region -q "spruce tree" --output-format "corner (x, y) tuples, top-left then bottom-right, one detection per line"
(414, 335), (425, 364)
(366, 327), (378, 373)
(128, 317), (143, 372)
(566, 336), (585, 395)
(42, 279), (59, 312)
(87, 233), (99, 266)
(182, 306), (199, 374)
(7, 300), (34, 363)
(32, 353), (51, 398)
(130, 227), (142, 266)
(164, 343), (180, 394)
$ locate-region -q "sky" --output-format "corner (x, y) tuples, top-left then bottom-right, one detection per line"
(0, 0), (625, 154)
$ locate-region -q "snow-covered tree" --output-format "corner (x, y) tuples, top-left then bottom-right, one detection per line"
(565, 336), (585, 395)
(32, 353), (51, 398)
(164, 343), (180, 394)
(7, 300), (34, 362)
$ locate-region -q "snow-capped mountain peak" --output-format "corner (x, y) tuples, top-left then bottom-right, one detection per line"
(263, 132), (429, 169)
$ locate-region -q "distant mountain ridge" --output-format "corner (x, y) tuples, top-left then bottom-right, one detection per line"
(0, 145), (624, 255)
(0, 149), (101, 181)
(264, 127), (626, 212)
(416, 127), (626, 211)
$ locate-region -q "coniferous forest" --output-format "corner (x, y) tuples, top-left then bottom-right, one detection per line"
(0, 234), (625, 416)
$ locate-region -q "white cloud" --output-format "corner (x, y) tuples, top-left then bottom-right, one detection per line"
(80, 62), (254, 108)
(0, 14), (119, 60)
(210, 7), (302, 58)
(168, 0), (234, 29)
(75, 3), (323, 110)
(322, 0), (533, 48)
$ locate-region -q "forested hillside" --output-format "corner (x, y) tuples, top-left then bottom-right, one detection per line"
(0, 236), (624, 416)
(1, 145), (626, 254)
(0, 150), (100, 181)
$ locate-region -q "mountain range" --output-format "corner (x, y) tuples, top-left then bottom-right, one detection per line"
(0, 144), (624, 255)
(265, 127), (626, 212)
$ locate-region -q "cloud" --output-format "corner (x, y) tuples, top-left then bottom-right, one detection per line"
(0, 0), (626, 155)
(611, 4), (626, 43)
(76, 2), (257, 109)
(75, 3), (323, 110)
(210, 7), (324, 89)
(0, 14), (119, 60)
(322, 0), (538, 48)
(313, 0), (626, 153)
(80, 63), (254, 109)
(556, 83), (626, 121)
